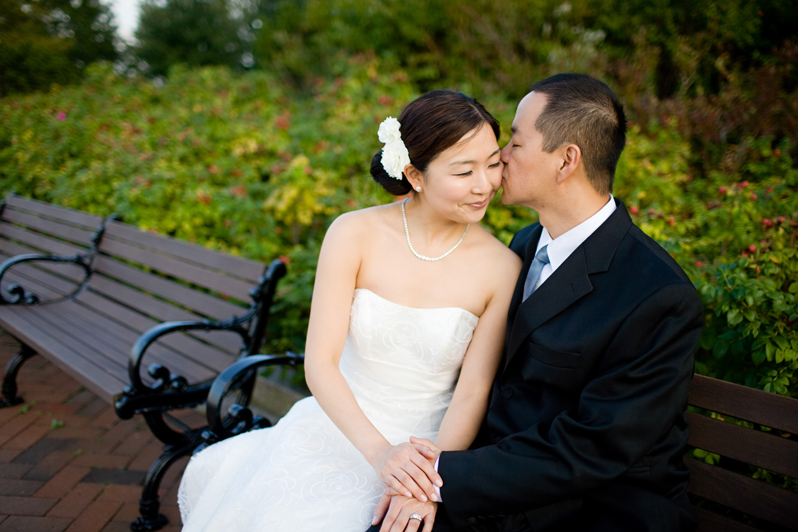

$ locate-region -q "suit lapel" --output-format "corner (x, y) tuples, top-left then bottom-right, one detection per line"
(504, 199), (633, 368)
(505, 225), (543, 332)
(505, 247), (592, 368)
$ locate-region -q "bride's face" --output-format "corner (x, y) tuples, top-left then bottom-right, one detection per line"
(412, 124), (502, 224)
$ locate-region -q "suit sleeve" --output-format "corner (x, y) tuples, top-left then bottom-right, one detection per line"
(438, 281), (703, 524)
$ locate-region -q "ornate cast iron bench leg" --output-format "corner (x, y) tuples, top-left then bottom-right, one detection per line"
(132, 441), (195, 532)
(0, 343), (35, 408)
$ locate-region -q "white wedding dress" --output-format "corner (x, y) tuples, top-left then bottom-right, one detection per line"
(178, 288), (479, 531)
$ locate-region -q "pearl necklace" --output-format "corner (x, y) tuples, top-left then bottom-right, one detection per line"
(401, 198), (470, 262)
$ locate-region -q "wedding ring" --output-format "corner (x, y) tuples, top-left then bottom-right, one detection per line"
(409, 513), (423, 521)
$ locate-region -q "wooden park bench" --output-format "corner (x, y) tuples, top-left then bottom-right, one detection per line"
(685, 374), (798, 531)
(202, 360), (798, 531)
(0, 193), (300, 531)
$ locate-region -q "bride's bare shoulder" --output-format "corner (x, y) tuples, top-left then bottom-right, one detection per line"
(472, 225), (522, 273)
(324, 203), (398, 242)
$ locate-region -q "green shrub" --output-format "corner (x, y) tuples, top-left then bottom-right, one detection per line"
(1, 59), (795, 397)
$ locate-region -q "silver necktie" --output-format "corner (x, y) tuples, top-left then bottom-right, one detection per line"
(522, 245), (550, 301)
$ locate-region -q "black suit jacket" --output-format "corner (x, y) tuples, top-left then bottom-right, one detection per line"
(437, 200), (703, 532)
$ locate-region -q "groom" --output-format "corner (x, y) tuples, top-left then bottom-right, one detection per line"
(370, 74), (703, 531)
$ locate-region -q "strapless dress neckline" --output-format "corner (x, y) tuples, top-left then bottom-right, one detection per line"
(354, 287), (479, 319)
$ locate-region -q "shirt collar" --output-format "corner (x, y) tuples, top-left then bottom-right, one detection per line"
(536, 195), (616, 272)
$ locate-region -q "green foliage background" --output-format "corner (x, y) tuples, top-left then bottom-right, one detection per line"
(1, 57), (796, 399)
(0, 0), (118, 96)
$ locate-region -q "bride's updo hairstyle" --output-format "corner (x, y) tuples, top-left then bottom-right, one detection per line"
(371, 90), (501, 195)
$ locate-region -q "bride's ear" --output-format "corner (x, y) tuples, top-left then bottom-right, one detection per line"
(404, 164), (424, 192)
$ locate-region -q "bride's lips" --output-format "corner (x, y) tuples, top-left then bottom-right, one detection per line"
(466, 199), (489, 209)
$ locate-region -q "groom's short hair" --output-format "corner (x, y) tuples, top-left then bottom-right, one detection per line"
(528, 74), (626, 195)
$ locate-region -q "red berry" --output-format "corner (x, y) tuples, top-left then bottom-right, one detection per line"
(763, 218), (772, 227)
(648, 208), (656, 215)
(667, 216), (675, 226)
(748, 244), (757, 253)
(774, 149), (781, 156)
(766, 186), (774, 193)
(742, 251), (749, 257)
(750, 193), (757, 200)
(741, 181), (749, 188)
(776, 216), (786, 224)
(719, 186), (727, 194)
(696, 261), (704, 267)
(630, 206), (639, 214)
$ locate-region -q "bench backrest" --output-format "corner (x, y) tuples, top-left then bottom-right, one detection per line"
(92, 220), (269, 379)
(686, 374), (798, 531)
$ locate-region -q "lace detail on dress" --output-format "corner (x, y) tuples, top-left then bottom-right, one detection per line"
(178, 288), (479, 532)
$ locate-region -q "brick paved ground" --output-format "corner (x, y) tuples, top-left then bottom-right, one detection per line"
(0, 329), (201, 532)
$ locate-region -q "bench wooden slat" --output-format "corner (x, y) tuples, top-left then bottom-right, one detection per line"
(98, 237), (254, 303)
(88, 274), (241, 355)
(0, 308), (127, 403)
(103, 221), (264, 283)
(3, 208), (97, 247)
(685, 459), (798, 530)
(688, 374), (798, 434)
(5, 194), (103, 230)
(694, 507), (760, 532)
(76, 290), (238, 373)
(35, 304), (216, 385)
(1, 224), (90, 257)
(60, 298), (218, 382)
(94, 255), (245, 321)
(686, 411), (798, 479)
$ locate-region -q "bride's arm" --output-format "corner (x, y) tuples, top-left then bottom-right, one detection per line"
(304, 213), (441, 502)
(434, 254), (520, 451)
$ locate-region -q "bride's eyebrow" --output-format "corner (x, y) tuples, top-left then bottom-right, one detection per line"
(449, 149), (501, 166)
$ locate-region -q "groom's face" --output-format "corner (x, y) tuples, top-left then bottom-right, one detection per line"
(499, 92), (561, 208)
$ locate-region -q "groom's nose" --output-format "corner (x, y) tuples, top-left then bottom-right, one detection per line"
(501, 143), (512, 163)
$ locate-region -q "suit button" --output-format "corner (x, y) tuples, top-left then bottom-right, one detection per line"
(502, 388), (514, 399)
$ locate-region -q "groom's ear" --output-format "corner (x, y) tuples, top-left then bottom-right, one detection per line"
(556, 144), (581, 184)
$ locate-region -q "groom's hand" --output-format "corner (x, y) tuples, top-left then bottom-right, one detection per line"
(373, 490), (437, 532)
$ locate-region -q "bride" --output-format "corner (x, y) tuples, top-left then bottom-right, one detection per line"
(178, 90), (521, 531)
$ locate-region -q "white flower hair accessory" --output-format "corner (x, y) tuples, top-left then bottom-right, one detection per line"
(378, 116), (410, 180)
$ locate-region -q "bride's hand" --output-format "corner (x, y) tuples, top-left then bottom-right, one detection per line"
(373, 441), (442, 503)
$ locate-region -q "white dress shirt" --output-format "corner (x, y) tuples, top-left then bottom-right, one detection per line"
(533, 195), (616, 289)
(431, 195), (616, 502)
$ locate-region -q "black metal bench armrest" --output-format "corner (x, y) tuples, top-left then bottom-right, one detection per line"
(0, 213), (115, 305)
(116, 258), (288, 421)
(0, 253), (92, 304)
(203, 352), (304, 442)
(115, 319), (254, 420)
